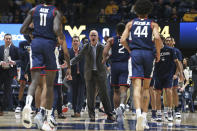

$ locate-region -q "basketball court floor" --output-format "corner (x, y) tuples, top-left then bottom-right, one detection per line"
(0, 110), (197, 131)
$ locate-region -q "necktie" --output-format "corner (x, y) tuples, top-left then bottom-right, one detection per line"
(4, 47), (9, 62)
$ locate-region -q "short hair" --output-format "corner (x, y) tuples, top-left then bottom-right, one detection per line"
(4, 33), (12, 38)
(82, 37), (89, 45)
(116, 23), (125, 35)
(72, 35), (80, 42)
(134, 0), (153, 16)
(164, 36), (172, 44)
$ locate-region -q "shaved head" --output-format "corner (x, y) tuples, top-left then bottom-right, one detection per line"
(89, 30), (98, 46)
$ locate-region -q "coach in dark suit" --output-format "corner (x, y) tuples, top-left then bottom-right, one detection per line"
(190, 53), (197, 103)
(70, 30), (115, 121)
(0, 34), (20, 113)
(69, 36), (85, 117)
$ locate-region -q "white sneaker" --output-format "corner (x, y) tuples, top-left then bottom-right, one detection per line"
(15, 106), (21, 113)
(156, 114), (162, 122)
(164, 112), (168, 121)
(42, 121), (56, 131)
(168, 112), (173, 122)
(49, 116), (57, 127)
(143, 117), (149, 129)
(34, 112), (44, 129)
(175, 112), (181, 119)
(22, 106), (32, 128)
(116, 107), (124, 122)
(136, 115), (144, 130)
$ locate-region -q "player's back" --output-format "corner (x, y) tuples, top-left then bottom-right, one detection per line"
(129, 18), (154, 50)
(110, 36), (130, 63)
(32, 4), (57, 40)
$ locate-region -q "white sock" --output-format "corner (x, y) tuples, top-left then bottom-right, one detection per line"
(25, 95), (33, 107)
(40, 107), (45, 110)
(157, 110), (162, 115)
(164, 107), (168, 113)
(142, 112), (147, 119)
(120, 104), (125, 109)
(136, 108), (141, 118)
(168, 107), (172, 112)
(46, 109), (52, 121)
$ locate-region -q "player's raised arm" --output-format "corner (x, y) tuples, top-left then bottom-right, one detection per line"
(20, 8), (34, 34)
(120, 21), (132, 53)
(152, 22), (163, 62)
(53, 10), (65, 42)
(102, 37), (113, 64)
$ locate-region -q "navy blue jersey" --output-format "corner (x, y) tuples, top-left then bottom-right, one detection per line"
(32, 4), (57, 40)
(19, 41), (30, 72)
(110, 36), (130, 63)
(174, 48), (182, 61)
(172, 47), (183, 74)
(129, 18), (154, 50)
(154, 45), (177, 78)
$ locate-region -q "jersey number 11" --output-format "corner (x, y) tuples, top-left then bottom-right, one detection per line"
(40, 13), (47, 26)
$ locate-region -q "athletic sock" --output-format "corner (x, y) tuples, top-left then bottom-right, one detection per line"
(25, 95), (33, 107)
(136, 108), (141, 118)
(164, 107), (168, 113)
(40, 107), (46, 117)
(152, 110), (156, 117)
(46, 109), (52, 121)
(175, 106), (179, 112)
(142, 112), (147, 119)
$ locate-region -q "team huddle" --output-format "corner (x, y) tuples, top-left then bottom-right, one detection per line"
(17, 0), (186, 131)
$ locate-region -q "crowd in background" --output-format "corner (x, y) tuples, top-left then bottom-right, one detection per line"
(0, 0), (92, 24)
(97, 0), (197, 24)
(1, 0), (197, 25)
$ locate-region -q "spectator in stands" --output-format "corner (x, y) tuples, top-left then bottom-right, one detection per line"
(13, 9), (23, 23)
(25, 0), (36, 6)
(0, 34), (20, 114)
(119, 0), (131, 20)
(183, 8), (197, 22)
(97, 8), (107, 23)
(107, 8), (121, 24)
(105, 0), (119, 15)
(20, 0), (32, 13)
(171, 7), (178, 21)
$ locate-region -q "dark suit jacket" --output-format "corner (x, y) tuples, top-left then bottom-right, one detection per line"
(69, 47), (84, 78)
(70, 42), (107, 80)
(0, 44), (20, 77)
(190, 54), (197, 80)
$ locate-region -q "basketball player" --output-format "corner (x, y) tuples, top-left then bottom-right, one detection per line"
(102, 23), (130, 121)
(20, 0), (71, 130)
(150, 35), (165, 121)
(15, 35), (32, 113)
(166, 37), (183, 119)
(120, 0), (162, 130)
(154, 37), (184, 122)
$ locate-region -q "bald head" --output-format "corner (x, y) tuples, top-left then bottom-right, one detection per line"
(89, 30), (98, 46)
